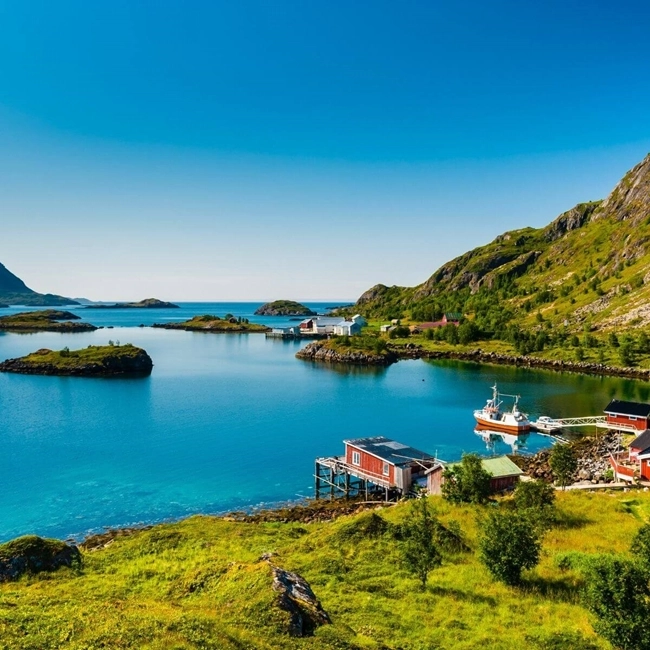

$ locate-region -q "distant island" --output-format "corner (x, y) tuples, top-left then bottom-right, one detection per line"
(0, 262), (77, 306)
(152, 314), (269, 333)
(88, 298), (179, 309)
(254, 300), (316, 316)
(0, 310), (97, 333)
(0, 344), (153, 377)
(0, 303), (7, 309)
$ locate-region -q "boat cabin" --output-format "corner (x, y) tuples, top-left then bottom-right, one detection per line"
(603, 399), (650, 432)
(426, 455), (523, 495)
(344, 437), (437, 492)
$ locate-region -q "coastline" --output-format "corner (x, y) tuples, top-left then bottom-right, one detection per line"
(392, 346), (650, 380)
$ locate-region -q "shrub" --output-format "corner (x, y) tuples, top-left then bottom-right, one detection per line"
(549, 444), (577, 489)
(631, 524), (650, 571)
(442, 454), (492, 505)
(478, 510), (542, 586)
(400, 498), (442, 590)
(583, 555), (650, 650)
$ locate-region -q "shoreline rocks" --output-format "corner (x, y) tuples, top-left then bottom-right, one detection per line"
(296, 340), (397, 365)
(392, 346), (650, 380)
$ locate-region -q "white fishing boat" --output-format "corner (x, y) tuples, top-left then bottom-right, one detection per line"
(530, 416), (562, 433)
(474, 384), (531, 434)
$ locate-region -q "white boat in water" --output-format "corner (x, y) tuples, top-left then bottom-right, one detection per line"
(530, 416), (562, 433)
(474, 384), (531, 434)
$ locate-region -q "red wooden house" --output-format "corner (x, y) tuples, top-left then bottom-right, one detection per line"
(344, 437), (437, 492)
(610, 429), (650, 482)
(603, 399), (650, 432)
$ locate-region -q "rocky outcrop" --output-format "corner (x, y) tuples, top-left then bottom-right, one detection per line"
(153, 315), (269, 333)
(254, 300), (316, 316)
(0, 262), (78, 306)
(267, 564), (330, 636)
(0, 535), (81, 582)
(543, 202), (600, 242)
(512, 433), (624, 485)
(0, 345), (154, 377)
(296, 341), (397, 366)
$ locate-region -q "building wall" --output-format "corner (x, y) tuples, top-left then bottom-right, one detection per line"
(345, 445), (395, 484)
(489, 476), (519, 492)
(427, 467), (444, 495)
(606, 414), (648, 431)
(642, 459), (650, 481)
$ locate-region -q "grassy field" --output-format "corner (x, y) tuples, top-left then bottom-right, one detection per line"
(154, 314), (269, 332)
(1, 491), (649, 649)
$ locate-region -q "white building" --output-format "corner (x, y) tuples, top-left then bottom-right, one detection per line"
(333, 314), (367, 336)
(299, 316), (342, 335)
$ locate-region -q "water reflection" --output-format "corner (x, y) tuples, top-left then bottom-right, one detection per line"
(473, 426), (560, 456)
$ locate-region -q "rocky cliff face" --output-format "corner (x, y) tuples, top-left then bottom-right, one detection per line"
(0, 536), (81, 582)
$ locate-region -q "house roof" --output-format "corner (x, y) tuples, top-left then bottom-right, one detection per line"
(344, 436), (436, 466)
(630, 429), (650, 453)
(436, 455), (523, 478)
(445, 312), (463, 320)
(604, 399), (650, 418)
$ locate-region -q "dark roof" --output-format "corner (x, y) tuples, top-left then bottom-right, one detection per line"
(604, 399), (650, 418)
(630, 429), (650, 453)
(344, 436), (436, 466)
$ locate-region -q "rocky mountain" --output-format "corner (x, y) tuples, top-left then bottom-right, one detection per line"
(0, 262), (77, 306)
(353, 153), (650, 332)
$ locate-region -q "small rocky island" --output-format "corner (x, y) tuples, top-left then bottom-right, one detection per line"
(0, 344), (153, 377)
(88, 298), (179, 309)
(0, 310), (97, 333)
(296, 338), (397, 365)
(254, 300), (316, 316)
(152, 314), (269, 333)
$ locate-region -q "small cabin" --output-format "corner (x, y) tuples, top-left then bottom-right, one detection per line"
(334, 315), (367, 337)
(344, 436), (437, 492)
(603, 399), (650, 432)
(426, 455), (523, 495)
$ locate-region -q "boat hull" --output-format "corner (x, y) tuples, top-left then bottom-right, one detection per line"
(474, 417), (530, 434)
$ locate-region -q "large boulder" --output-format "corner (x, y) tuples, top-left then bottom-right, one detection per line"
(0, 535), (82, 582)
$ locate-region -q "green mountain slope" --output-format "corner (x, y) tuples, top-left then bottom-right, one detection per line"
(355, 153), (650, 336)
(0, 262), (77, 306)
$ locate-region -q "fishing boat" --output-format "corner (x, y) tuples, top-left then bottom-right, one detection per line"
(474, 384), (531, 433)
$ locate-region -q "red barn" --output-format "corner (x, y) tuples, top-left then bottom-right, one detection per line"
(344, 437), (437, 492)
(603, 399), (650, 432)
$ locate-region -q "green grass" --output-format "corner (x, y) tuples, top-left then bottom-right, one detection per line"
(17, 344), (146, 369)
(1, 491), (648, 649)
(155, 315), (269, 332)
(0, 310), (96, 332)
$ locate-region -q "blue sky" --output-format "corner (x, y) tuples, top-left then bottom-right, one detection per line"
(1, 0), (649, 301)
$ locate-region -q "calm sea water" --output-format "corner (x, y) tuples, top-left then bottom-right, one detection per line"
(1, 303), (648, 542)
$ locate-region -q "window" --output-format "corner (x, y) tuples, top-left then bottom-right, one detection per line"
(383, 463), (390, 476)
(352, 451), (360, 466)
(629, 416), (638, 421)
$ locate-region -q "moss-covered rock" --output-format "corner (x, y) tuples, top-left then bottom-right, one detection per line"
(0, 536), (81, 582)
(0, 344), (153, 377)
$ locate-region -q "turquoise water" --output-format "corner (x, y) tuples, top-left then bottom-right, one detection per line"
(1, 303), (648, 542)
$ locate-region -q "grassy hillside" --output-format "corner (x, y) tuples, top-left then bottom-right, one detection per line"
(1, 491), (648, 649)
(153, 314), (269, 332)
(353, 155), (650, 347)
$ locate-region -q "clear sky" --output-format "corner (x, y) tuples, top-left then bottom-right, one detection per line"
(1, 0), (649, 301)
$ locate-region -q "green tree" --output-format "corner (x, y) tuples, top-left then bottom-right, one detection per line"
(631, 524), (650, 572)
(598, 348), (606, 364)
(442, 454), (492, 505)
(478, 510), (542, 586)
(609, 332), (620, 348)
(60, 346), (70, 357)
(575, 347), (585, 361)
(549, 444), (577, 489)
(401, 498), (442, 590)
(620, 343), (634, 367)
(444, 324), (459, 345)
(458, 322), (479, 345)
(514, 479), (556, 529)
(583, 556), (650, 650)
(638, 332), (650, 354)
(425, 328), (434, 340)
(571, 334), (580, 347)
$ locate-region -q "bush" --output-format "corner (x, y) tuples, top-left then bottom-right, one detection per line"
(631, 524), (650, 571)
(549, 444), (577, 489)
(514, 480), (556, 529)
(400, 498), (442, 590)
(583, 556), (650, 650)
(442, 454), (492, 505)
(478, 510), (542, 585)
